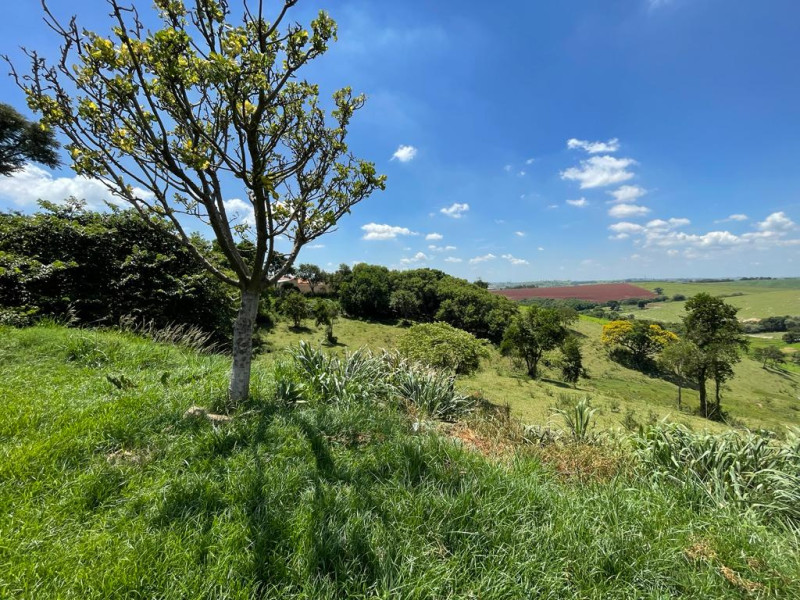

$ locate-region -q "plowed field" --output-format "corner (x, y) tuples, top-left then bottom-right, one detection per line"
(494, 283), (656, 302)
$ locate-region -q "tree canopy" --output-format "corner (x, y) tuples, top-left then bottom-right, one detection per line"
(13, 0), (385, 402)
(0, 103), (60, 175)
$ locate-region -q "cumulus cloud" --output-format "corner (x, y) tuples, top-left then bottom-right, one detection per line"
(609, 211), (799, 251)
(566, 197), (588, 207)
(567, 138), (620, 154)
(561, 156), (636, 189)
(608, 203), (650, 218)
(469, 253), (496, 264)
(757, 211), (795, 232)
(502, 253), (529, 265)
(306, 244), (325, 249)
(425, 232), (443, 241)
(608, 185), (647, 204)
(428, 244), (457, 252)
(391, 145), (418, 162)
(525, 158), (536, 165)
(444, 256), (463, 263)
(440, 202), (469, 218)
(400, 251), (429, 264)
(361, 223), (417, 241)
(503, 164), (512, 173)
(0, 165), (154, 210)
(514, 231), (525, 237)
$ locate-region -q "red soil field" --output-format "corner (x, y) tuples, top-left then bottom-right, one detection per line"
(493, 283), (657, 303)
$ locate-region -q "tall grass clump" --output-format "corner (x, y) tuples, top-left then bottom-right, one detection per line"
(283, 342), (476, 420)
(636, 424), (800, 528)
(553, 396), (597, 441)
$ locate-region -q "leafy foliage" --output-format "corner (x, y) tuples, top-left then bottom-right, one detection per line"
(501, 306), (576, 379)
(602, 319), (678, 367)
(279, 292), (309, 329)
(0, 103), (60, 176)
(559, 336), (585, 387)
(397, 322), (489, 375)
(0, 202), (235, 341)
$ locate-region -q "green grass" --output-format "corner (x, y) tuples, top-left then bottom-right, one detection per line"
(2, 323), (799, 598)
(635, 279), (800, 322)
(263, 316), (800, 434)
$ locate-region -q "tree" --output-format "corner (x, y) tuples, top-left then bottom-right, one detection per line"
(683, 293), (748, 418)
(601, 319), (678, 367)
(312, 298), (339, 343)
(389, 289), (421, 321)
(280, 292), (308, 329)
(297, 263), (324, 294)
(0, 103), (60, 176)
(754, 346), (785, 368)
(782, 331), (800, 344)
(560, 336), (584, 388)
(13, 0), (385, 403)
(501, 306), (574, 379)
(659, 339), (703, 410)
(654, 287), (664, 296)
(338, 263), (392, 319)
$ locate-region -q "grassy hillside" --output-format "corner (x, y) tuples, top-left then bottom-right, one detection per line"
(636, 279), (800, 322)
(263, 316), (800, 434)
(2, 324), (799, 598)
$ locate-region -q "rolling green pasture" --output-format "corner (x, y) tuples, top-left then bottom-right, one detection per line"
(635, 279), (800, 322)
(263, 316), (800, 434)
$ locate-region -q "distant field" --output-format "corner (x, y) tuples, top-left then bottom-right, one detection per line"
(494, 283), (655, 302)
(636, 279), (800, 322)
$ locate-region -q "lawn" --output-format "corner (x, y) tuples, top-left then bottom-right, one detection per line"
(2, 323), (799, 598)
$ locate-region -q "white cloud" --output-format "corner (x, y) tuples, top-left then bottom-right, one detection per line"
(514, 231), (525, 237)
(425, 232), (443, 241)
(609, 222), (645, 234)
(561, 156), (636, 189)
(440, 202), (469, 218)
(518, 170), (526, 177)
(361, 223), (417, 241)
(502, 253), (529, 265)
(567, 138), (620, 154)
(646, 218), (690, 230)
(400, 251), (429, 264)
(503, 164), (512, 173)
(391, 145), (418, 162)
(547, 204), (559, 209)
(566, 197), (588, 207)
(222, 198), (256, 225)
(608, 203), (650, 219)
(0, 165), (153, 210)
(469, 253), (496, 264)
(306, 244), (325, 249)
(608, 185), (647, 204)
(525, 158), (536, 165)
(428, 244), (457, 252)
(537, 247), (545, 251)
(757, 211), (795, 232)
(609, 233), (630, 241)
(444, 256), (462, 263)
(715, 213), (749, 223)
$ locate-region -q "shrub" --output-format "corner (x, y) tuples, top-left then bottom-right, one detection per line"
(397, 322), (488, 375)
(0, 201), (235, 342)
(279, 292), (309, 328)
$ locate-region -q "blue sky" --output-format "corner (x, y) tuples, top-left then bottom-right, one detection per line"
(1, 0), (799, 281)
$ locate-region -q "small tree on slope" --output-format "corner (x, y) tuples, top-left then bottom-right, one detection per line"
(10, 0), (385, 403)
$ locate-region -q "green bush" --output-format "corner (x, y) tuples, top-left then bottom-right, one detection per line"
(0, 201), (235, 342)
(397, 322), (488, 375)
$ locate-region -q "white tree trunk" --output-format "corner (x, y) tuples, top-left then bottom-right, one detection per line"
(229, 289), (259, 404)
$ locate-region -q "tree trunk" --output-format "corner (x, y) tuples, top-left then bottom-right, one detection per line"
(698, 369), (707, 418)
(229, 288), (260, 404)
(527, 355), (539, 379)
(677, 384), (682, 411)
(714, 378), (721, 419)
